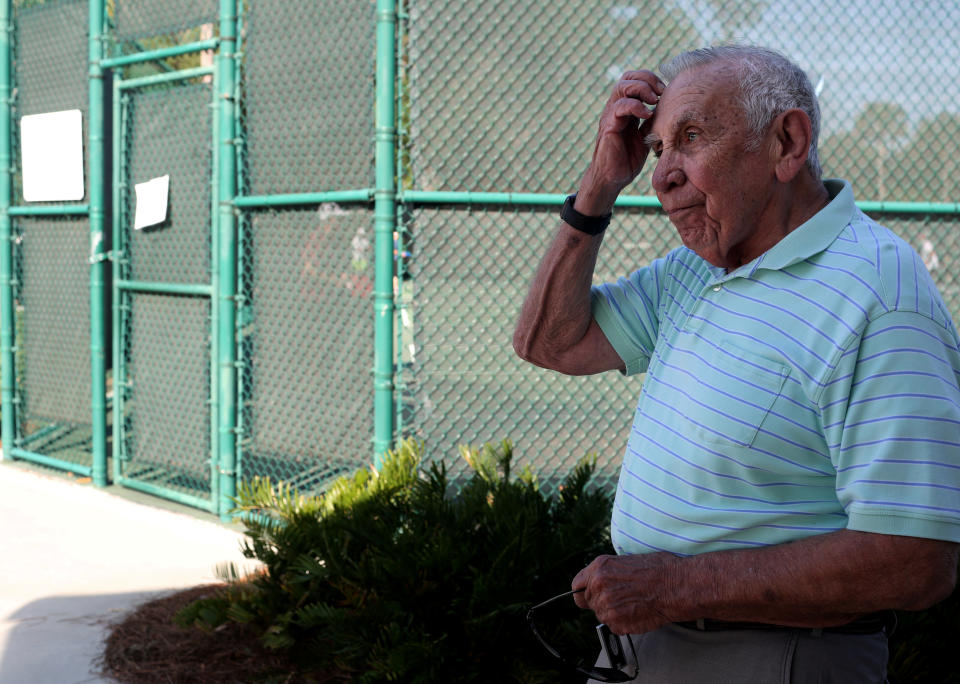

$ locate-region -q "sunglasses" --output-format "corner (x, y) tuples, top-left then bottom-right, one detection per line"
(526, 589), (638, 683)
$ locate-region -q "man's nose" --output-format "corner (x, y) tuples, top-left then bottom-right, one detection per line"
(652, 154), (685, 193)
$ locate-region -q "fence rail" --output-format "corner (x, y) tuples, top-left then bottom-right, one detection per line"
(2, 0), (958, 518)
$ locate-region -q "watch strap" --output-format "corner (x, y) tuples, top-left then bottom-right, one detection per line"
(560, 194), (611, 235)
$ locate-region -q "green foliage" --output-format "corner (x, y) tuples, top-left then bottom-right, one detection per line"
(177, 439), (613, 683)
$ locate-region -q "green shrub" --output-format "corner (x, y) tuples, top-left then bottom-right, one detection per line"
(177, 439), (614, 683)
(177, 437), (958, 682)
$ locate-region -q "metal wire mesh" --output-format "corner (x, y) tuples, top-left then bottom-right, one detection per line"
(13, 0), (89, 200)
(407, 207), (679, 489)
(122, 294), (211, 499)
(125, 83), (212, 285)
(401, 0), (960, 491)
(405, 0), (681, 194)
(235, 0), (378, 493)
(113, 0), (217, 41)
(406, 0), (960, 200)
(5, 0), (960, 511)
(240, 0), (375, 195)
(10, 0), (93, 469)
(14, 216), (94, 465)
(238, 206), (374, 490)
(116, 81), (213, 498)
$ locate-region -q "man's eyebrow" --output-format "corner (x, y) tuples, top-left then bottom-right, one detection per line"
(646, 109), (706, 149)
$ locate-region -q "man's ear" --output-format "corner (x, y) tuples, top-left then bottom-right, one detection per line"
(770, 108), (813, 183)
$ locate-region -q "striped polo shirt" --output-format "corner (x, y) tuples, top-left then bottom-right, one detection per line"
(592, 179), (960, 557)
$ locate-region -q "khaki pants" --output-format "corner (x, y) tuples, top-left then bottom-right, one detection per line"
(587, 623), (888, 684)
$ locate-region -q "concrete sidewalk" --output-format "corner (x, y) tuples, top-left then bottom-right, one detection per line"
(0, 460), (261, 684)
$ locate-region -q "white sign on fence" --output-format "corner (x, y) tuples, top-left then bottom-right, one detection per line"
(20, 109), (85, 203)
(133, 175), (171, 230)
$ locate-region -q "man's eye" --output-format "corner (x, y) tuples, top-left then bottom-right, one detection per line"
(686, 131), (699, 142)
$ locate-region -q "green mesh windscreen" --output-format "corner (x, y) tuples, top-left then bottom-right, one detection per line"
(15, 217), (93, 465)
(113, 0), (217, 41)
(405, 0), (686, 194)
(408, 207), (679, 489)
(402, 0), (960, 490)
(405, 1), (960, 200)
(13, 0), (89, 200)
(123, 295), (212, 498)
(240, 0), (375, 194)
(126, 83), (212, 285)
(11, 0), (92, 468)
(118, 82), (213, 498)
(239, 207), (374, 490)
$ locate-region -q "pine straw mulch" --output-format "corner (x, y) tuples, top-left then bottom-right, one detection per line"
(99, 584), (350, 684)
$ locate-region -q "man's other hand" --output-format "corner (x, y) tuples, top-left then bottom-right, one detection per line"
(572, 552), (681, 635)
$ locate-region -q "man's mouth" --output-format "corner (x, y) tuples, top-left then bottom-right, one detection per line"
(665, 204), (702, 216)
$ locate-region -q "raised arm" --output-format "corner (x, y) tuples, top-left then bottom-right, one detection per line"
(512, 71), (665, 376)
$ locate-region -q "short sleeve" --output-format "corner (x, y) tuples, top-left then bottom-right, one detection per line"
(590, 257), (667, 377)
(820, 310), (960, 543)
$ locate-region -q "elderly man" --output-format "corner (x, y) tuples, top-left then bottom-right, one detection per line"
(514, 46), (960, 682)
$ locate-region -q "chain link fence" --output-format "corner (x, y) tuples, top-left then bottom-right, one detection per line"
(3, 0), (959, 513)
(235, 0), (376, 489)
(400, 0), (960, 491)
(10, 0), (92, 471)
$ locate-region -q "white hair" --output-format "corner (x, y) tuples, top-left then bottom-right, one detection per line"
(659, 45), (822, 179)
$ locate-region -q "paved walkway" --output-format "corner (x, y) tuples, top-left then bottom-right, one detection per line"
(0, 460), (260, 684)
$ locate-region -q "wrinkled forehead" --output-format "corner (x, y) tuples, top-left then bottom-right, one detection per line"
(650, 64), (743, 138)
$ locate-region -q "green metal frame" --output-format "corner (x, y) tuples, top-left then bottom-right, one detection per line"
(233, 190), (373, 208)
(400, 190), (960, 215)
(1, 0), (105, 478)
(110, 75), (123, 487)
(101, 38), (220, 70)
(0, 0), (13, 461)
(106, 15), (229, 517)
(8, 204), (90, 215)
(89, 0), (108, 487)
(216, 0), (238, 520)
(373, 0), (397, 467)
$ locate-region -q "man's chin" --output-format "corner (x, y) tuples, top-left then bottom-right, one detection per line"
(676, 234), (728, 269)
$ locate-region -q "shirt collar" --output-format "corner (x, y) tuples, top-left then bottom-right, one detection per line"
(710, 179), (856, 283)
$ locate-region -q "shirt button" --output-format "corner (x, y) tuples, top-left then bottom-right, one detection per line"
(713, 285), (722, 292)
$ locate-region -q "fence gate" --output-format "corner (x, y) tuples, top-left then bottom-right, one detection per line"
(6, 0), (100, 478)
(110, 2), (220, 512)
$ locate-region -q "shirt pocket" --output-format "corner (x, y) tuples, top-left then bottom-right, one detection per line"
(686, 341), (791, 449)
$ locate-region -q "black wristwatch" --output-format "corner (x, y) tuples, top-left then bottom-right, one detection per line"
(560, 194), (611, 235)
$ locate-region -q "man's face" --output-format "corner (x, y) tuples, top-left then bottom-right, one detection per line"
(647, 62), (777, 270)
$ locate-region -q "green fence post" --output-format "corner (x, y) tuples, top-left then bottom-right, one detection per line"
(110, 79), (122, 483)
(0, 0), (13, 460)
(373, 0), (397, 467)
(88, 0), (107, 486)
(217, 0), (238, 520)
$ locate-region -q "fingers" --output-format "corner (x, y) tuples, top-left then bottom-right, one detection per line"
(600, 71), (665, 132)
(616, 73), (665, 102)
(607, 70), (665, 106)
(572, 568), (590, 608)
(609, 97), (655, 123)
(571, 554), (677, 635)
